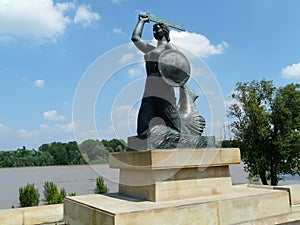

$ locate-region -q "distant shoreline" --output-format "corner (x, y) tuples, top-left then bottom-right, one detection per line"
(1, 163), (300, 210)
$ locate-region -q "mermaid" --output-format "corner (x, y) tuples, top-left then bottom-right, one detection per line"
(130, 13), (205, 149)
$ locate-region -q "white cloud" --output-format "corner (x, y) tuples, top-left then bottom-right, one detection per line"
(0, 123), (11, 133)
(113, 28), (124, 35)
(170, 30), (228, 58)
(72, 122), (98, 143)
(0, 0), (73, 41)
(40, 122), (75, 133)
(33, 79), (45, 87)
(110, 105), (138, 139)
(18, 129), (39, 139)
(0, 35), (14, 44)
(40, 124), (50, 131)
(56, 2), (75, 12)
(43, 110), (66, 121)
(112, 0), (124, 4)
(112, 105), (135, 120)
(0, 122), (78, 149)
(282, 62), (300, 79)
(128, 68), (143, 78)
(120, 53), (135, 63)
(74, 5), (100, 28)
(55, 122), (75, 133)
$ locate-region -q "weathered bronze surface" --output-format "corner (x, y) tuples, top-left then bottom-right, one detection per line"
(158, 49), (190, 87)
(129, 13), (206, 150)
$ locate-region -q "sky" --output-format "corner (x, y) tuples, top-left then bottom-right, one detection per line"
(1, 0), (300, 150)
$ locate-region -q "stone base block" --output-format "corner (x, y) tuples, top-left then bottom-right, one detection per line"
(119, 177), (233, 202)
(118, 165), (233, 201)
(275, 185), (300, 205)
(109, 148), (241, 169)
(0, 204), (63, 225)
(64, 185), (291, 225)
(110, 148), (240, 201)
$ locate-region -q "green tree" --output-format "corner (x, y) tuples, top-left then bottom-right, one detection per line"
(19, 183), (40, 207)
(102, 139), (127, 152)
(229, 79), (300, 185)
(43, 182), (66, 204)
(269, 83), (300, 184)
(94, 176), (109, 194)
(65, 141), (86, 165)
(79, 139), (109, 163)
(50, 142), (69, 165)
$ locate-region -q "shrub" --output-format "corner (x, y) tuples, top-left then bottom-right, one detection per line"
(94, 176), (109, 194)
(43, 182), (66, 204)
(19, 183), (40, 207)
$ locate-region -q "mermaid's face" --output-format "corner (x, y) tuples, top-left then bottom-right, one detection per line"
(153, 25), (164, 40)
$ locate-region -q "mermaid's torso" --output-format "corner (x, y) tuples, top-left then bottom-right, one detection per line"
(137, 43), (179, 135)
(142, 43), (176, 104)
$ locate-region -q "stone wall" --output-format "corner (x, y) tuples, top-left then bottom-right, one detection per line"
(0, 204), (63, 225)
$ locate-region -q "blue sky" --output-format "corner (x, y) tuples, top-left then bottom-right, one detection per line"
(1, 0), (300, 150)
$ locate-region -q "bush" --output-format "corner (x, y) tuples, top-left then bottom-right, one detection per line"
(19, 183), (40, 207)
(43, 182), (66, 204)
(94, 176), (109, 194)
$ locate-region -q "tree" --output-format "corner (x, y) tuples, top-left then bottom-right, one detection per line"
(79, 139), (109, 163)
(269, 83), (300, 184)
(19, 183), (40, 207)
(0, 139), (126, 168)
(94, 176), (109, 194)
(102, 139), (127, 152)
(49, 142), (69, 165)
(65, 141), (86, 165)
(43, 182), (66, 204)
(229, 79), (300, 185)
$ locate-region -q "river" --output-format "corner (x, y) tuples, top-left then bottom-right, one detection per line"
(0, 164), (119, 209)
(0, 163), (299, 209)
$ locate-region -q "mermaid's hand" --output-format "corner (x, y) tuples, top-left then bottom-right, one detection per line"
(138, 13), (150, 23)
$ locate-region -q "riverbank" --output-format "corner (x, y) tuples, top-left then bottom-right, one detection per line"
(0, 164), (119, 209)
(1, 163), (299, 210)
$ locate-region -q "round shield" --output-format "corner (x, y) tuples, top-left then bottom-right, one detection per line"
(158, 49), (191, 87)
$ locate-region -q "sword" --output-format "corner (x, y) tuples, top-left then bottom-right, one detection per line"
(144, 13), (186, 32)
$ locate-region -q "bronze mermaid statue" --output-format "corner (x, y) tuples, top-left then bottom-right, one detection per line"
(129, 13), (206, 150)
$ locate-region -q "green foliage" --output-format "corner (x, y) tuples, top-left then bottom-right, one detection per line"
(0, 139), (126, 168)
(0, 147), (54, 167)
(101, 139), (127, 152)
(39, 141), (86, 166)
(221, 140), (240, 148)
(19, 183), (40, 207)
(79, 140), (107, 162)
(79, 139), (127, 163)
(43, 182), (66, 204)
(229, 79), (300, 185)
(94, 176), (109, 194)
(0, 141), (86, 168)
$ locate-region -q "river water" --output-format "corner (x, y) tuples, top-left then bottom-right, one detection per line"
(0, 163), (299, 209)
(0, 164), (119, 209)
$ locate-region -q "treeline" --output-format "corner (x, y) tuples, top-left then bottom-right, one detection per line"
(79, 139), (127, 164)
(0, 139), (127, 168)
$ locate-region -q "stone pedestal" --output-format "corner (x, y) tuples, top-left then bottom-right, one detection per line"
(63, 148), (300, 225)
(64, 186), (292, 225)
(109, 148), (240, 201)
